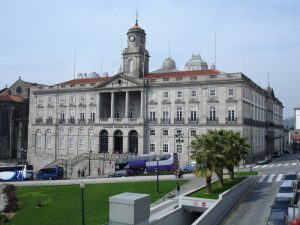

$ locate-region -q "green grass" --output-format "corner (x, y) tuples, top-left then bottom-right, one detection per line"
(6, 180), (186, 225)
(224, 171), (258, 176)
(189, 177), (246, 199)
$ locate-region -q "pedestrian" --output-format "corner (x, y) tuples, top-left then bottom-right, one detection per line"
(98, 168), (101, 176)
(176, 183), (181, 196)
(77, 169), (81, 178)
(81, 169), (85, 177)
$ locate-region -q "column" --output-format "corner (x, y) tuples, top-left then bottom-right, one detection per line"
(140, 91), (144, 118)
(110, 92), (114, 118)
(125, 91), (129, 118)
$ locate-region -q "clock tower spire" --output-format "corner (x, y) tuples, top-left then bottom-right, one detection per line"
(122, 17), (150, 79)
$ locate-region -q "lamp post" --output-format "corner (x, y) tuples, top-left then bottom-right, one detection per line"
(175, 131), (184, 169)
(156, 154), (159, 193)
(80, 182), (85, 225)
(88, 150), (92, 176)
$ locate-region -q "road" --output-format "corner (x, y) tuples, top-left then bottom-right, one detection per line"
(224, 153), (300, 225)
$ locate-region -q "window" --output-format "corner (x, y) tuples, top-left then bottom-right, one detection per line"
(176, 143), (183, 154)
(38, 97), (43, 103)
(114, 109), (119, 118)
(69, 138), (74, 149)
(70, 110), (75, 121)
(70, 95), (75, 103)
(129, 59), (134, 72)
(80, 112), (85, 121)
(163, 142), (169, 153)
(60, 96), (66, 102)
(90, 94), (96, 102)
(80, 95), (85, 102)
(177, 91), (183, 98)
(46, 130), (52, 149)
(150, 110), (156, 121)
(90, 112), (95, 122)
(190, 110), (197, 121)
(69, 128), (74, 135)
(59, 137), (64, 149)
(228, 88), (234, 96)
(79, 128), (84, 135)
(89, 139), (95, 151)
(191, 90), (197, 98)
(209, 107), (217, 121)
(59, 128), (64, 135)
(48, 97), (53, 103)
(89, 128), (94, 135)
(16, 86), (22, 95)
(228, 106), (235, 121)
(176, 107), (183, 121)
(176, 77), (183, 81)
(150, 79), (156, 83)
(60, 110), (65, 122)
(191, 76), (197, 80)
(190, 130), (197, 136)
(209, 88), (216, 96)
(79, 138), (84, 149)
(129, 111), (133, 118)
(150, 142), (155, 152)
(163, 78), (169, 82)
(176, 129), (183, 135)
(150, 129), (155, 136)
(163, 129), (168, 136)
(163, 91), (169, 99)
(162, 109), (169, 121)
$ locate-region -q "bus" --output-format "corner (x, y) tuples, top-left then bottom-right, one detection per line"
(115, 153), (178, 175)
(0, 165), (34, 181)
(36, 166), (64, 180)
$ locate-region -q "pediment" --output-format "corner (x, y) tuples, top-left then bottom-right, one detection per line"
(95, 73), (144, 89)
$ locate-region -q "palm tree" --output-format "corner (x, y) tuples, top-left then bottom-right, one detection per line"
(223, 130), (249, 181)
(191, 133), (216, 194)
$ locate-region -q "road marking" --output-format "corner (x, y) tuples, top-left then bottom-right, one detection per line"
(292, 163), (297, 166)
(267, 174), (275, 183)
(268, 164), (275, 168)
(261, 165), (268, 168)
(258, 175), (267, 182)
(253, 165), (260, 169)
(284, 163), (289, 166)
(276, 174), (283, 182)
(276, 164), (282, 167)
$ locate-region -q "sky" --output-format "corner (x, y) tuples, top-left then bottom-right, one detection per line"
(0, 0), (299, 118)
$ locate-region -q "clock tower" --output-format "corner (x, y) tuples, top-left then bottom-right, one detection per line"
(122, 19), (150, 78)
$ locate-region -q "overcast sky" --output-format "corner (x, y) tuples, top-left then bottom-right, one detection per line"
(0, 0), (299, 118)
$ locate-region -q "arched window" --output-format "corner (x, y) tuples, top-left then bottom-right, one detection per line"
(45, 130), (52, 149)
(99, 130), (108, 153)
(16, 86), (22, 95)
(128, 130), (138, 154)
(35, 129), (42, 148)
(176, 107), (183, 122)
(113, 130), (123, 154)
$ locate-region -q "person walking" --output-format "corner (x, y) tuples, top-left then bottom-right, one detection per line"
(176, 183), (181, 196)
(77, 169), (81, 178)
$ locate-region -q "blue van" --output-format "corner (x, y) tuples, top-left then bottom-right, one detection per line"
(36, 166), (64, 180)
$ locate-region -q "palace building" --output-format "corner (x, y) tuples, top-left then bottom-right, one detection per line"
(27, 20), (284, 174)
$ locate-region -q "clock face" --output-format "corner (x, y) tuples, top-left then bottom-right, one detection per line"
(129, 35), (135, 42)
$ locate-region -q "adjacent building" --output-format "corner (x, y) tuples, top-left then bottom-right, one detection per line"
(27, 20), (284, 172)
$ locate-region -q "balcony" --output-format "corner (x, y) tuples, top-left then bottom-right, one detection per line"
(174, 118), (184, 124)
(88, 119), (95, 124)
(188, 118), (198, 124)
(36, 118), (43, 124)
(226, 117), (237, 124)
(148, 118), (157, 124)
(161, 118), (170, 124)
(68, 118), (76, 124)
(207, 117), (218, 124)
(78, 118), (86, 124)
(46, 117), (53, 124)
(58, 118), (65, 124)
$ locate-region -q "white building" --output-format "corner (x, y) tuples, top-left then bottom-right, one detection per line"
(27, 20), (284, 174)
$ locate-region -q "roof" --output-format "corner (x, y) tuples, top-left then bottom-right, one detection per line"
(0, 89), (23, 103)
(58, 77), (111, 86)
(145, 69), (220, 79)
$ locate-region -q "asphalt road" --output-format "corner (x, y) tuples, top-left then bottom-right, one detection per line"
(224, 153), (300, 225)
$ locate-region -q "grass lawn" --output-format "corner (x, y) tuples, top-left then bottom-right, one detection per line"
(6, 180), (186, 225)
(189, 177), (246, 200)
(223, 171), (258, 176)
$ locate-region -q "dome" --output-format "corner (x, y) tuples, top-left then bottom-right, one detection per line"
(185, 54), (208, 71)
(162, 57), (176, 70)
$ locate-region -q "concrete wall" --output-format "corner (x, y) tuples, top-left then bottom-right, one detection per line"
(149, 208), (192, 225)
(192, 176), (256, 225)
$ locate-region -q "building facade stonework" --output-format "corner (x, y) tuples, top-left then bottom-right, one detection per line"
(27, 21), (284, 173)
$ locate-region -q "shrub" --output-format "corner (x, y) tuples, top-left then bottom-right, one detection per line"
(3, 185), (19, 213)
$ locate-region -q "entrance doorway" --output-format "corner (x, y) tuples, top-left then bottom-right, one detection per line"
(114, 130), (123, 154)
(128, 130), (138, 154)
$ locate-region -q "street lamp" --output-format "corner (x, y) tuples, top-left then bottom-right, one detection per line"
(88, 150), (92, 176)
(80, 182), (85, 225)
(175, 131), (184, 169)
(156, 154), (159, 194)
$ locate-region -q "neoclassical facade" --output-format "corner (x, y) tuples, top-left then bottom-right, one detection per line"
(27, 21), (284, 171)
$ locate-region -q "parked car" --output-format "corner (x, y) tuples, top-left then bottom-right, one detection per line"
(283, 172), (300, 188)
(36, 166), (64, 180)
(276, 180), (298, 203)
(270, 197), (294, 214)
(182, 162), (196, 172)
(108, 170), (128, 178)
(257, 156), (270, 165)
(267, 211), (288, 225)
(272, 152), (280, 158)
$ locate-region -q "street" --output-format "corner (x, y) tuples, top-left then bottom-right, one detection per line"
(224, 153), (300, 225)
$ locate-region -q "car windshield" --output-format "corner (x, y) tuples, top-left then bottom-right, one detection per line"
(279, 187), (293, 193)
(284, 175), (297, 180)
(272, 201), (289, 209)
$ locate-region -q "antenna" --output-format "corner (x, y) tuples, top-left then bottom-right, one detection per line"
(168, 39), (171, 57)
(135, 8), (139, 25)
(214, 30), (217, 67)
(243, 56), (246, 74)
(73, 48), (77, 79)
